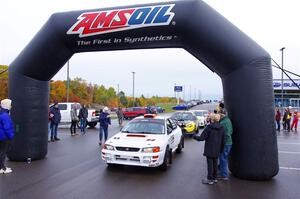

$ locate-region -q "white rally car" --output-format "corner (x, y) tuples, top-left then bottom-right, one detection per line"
(102, 114), (184, 170)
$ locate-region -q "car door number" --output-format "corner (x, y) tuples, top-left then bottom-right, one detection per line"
(169, 135), (175, 144)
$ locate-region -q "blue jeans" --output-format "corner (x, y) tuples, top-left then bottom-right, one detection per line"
(219, 145), (232, 177)
(276, 120), (280, 131)
(80, 118), (86, 133)
(99, 126), (108, 143)
(50, 122), (58, 140)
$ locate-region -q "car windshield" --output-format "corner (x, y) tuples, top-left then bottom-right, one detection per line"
(122, 118), (165, 134)
(194, 111), (203, 116)
(171, 112), (194, 121)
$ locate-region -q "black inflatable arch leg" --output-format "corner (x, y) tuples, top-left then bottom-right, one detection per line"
(8, 71), (49, 161)
(223, 58), (279, 180)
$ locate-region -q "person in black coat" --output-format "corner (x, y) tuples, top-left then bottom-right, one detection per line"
(49, 101), (61, 141)
(99, 107), (111, 146)
(193, 113), (225, 185)
(79, 104), (88, 134)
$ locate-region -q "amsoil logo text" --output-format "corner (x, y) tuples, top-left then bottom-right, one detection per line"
(67, 4), (175, 38)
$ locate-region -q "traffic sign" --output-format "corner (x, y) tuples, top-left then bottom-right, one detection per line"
(174, 86), (183, 92)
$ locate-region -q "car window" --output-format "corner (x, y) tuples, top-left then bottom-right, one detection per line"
(122, 118), (165, 134)
(166, 119), (173, 132)
(58, 104), (67, 110)
(194, 111), (203, 116)
(171, 112), (194, 121)
(169, 119), (177, 130)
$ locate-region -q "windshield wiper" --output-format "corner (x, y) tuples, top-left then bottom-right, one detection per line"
(122, 130), (133, 133)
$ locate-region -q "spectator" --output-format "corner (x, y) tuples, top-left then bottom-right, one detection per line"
(99, 107), (111, 146)
(0, 99), (14, 174)
(116, 107), (124, 127)
(70, 105), (79, 136)
(218, 110), (233, 180)
(283, 108), (288, 130)
(49, 101), (61, 141)
(285, 107), (292, 132)
(291, 109), (299, 132)
(193, 113), (225, 185)
(79, 104), (88, 134)
(275, 108), (281, 131)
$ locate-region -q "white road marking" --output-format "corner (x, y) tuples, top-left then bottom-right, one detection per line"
(278, 142), (300, 145)
(280, 167), (300, 171)
(278, 151), (300, 154)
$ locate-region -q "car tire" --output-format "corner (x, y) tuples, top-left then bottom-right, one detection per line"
(88, 122), (97, 128)
(160, 147), (172, 171)
(176, 137), (184, 153)
(106, 163), (116, 169)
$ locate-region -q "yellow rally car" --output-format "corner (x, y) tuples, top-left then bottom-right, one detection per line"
(170, 111), (199, 136)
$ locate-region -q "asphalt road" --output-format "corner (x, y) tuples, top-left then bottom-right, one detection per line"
(0, 104), (299, 199)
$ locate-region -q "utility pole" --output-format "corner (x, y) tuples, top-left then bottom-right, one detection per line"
(66, 60), (70, 102)
(280, 47), (285, 114)
(117, 84), (119, 95)
(132, 72), (135, 107)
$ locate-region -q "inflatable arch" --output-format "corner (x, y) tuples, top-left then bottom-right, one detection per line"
(8, 0), (278, 180)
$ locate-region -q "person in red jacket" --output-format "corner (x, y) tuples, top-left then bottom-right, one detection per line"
(275, 108), (281, 131)
(291, 110), (299, 131)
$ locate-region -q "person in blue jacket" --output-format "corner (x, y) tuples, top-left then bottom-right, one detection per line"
(99, 107), (111, 146)
(0, 99), (14, 174)
(49, 101), (61, 141)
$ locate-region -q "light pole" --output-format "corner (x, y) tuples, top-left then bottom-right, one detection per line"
(132, 72), (135, 107)
(280, 47), (285, 113)
(66, 60), (70, 102)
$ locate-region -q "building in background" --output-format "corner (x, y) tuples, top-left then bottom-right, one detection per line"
(273, 79), (300, 107)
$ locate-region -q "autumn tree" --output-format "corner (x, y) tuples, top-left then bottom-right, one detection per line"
(0, 65), (8, 100)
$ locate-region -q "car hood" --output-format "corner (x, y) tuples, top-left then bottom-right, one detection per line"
(105, 132), (166, 148)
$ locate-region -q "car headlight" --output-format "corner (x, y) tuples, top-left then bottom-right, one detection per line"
(103, 144), (114, 151)
(141, 147), (160, 153)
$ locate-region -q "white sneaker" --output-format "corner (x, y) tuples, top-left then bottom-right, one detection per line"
(0, 168), (12, 174)
(5, 167), (12, 172)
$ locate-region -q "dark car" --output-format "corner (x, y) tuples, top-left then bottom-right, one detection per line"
(148, 106), (165, 113)
(172, 104), (189, 110)
(123, 107), (147, 119)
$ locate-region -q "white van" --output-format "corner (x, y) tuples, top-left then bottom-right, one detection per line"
(51, 102), (99, 128)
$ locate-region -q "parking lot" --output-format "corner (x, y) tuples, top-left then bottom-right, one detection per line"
(0, 104), (299, 199)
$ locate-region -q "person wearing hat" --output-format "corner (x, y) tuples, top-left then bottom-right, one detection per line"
(49, 101), (61, 141)
(218, 110), (233, 180)
(99, 107), (111, 146)
(193, 113), (225, 185)
(0, 99), (14, 174)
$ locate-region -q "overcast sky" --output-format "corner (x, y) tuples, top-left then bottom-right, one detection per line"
(1, 0), (299, 100)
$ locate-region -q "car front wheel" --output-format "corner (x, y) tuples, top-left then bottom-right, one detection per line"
(160, 147), (172, 171)
(176, 137), (184, 153)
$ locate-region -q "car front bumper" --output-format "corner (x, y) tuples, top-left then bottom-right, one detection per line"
(102, 149), (165, 167)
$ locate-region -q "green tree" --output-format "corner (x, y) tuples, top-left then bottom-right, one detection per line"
(0, 65), (8, 99)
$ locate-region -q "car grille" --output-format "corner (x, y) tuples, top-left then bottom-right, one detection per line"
(115, 147), (140, 152)
(115, 155), (140, 162)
